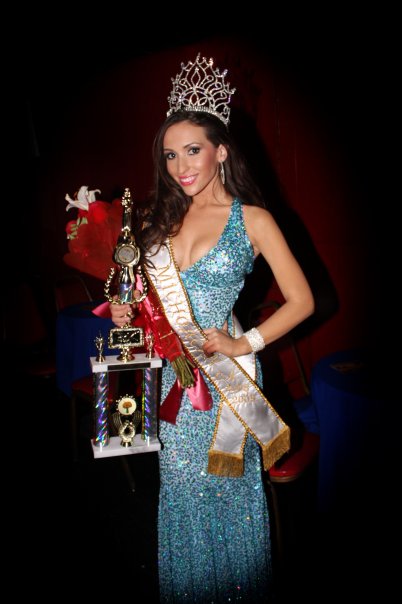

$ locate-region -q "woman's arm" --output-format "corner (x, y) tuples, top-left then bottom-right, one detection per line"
(203, 206), (314, 357)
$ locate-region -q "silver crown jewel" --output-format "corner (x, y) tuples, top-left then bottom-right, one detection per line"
(167, 54), (236, 126)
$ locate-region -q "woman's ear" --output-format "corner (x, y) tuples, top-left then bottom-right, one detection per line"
(217, 144), (228, 162)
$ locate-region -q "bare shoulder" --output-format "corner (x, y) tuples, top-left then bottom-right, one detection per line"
(242, 204), (278, 238)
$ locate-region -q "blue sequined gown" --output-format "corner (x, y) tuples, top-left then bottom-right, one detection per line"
(158, 198), (273, 603)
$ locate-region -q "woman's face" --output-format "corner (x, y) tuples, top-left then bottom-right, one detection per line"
(163, 121), (226, 198)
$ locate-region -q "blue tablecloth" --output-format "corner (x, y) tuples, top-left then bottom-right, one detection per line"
(311, 348), (386, 513)
(56, 301), (115, 396)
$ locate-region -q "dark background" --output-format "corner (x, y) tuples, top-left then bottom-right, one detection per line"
(13, 11), (397, 358)
(6, 8), (399, 600)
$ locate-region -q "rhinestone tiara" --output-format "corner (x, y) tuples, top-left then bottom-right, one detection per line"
(167, 53), (236, 126)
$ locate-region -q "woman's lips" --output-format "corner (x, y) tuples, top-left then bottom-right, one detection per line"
(179, 175), (197, 186)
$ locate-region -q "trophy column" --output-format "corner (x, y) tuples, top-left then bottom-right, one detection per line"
(143, 368), (159, 439)
(93, 371), (109, 448)
(93, 333), (109, 448)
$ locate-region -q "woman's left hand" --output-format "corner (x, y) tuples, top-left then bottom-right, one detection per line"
(203, 327), (249, 358)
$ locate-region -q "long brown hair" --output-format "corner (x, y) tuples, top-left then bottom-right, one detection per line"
(136, 110), (265, 257)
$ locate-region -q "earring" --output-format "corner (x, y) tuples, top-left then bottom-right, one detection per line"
(220, 162), (225, 185)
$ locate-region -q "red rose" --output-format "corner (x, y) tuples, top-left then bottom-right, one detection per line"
(87, 201), (110, 224)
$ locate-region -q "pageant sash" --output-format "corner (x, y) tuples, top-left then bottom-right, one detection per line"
(145, 240), (290, 477)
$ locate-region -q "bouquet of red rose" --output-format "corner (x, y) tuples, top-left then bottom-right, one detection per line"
(64, 186), (123, 281)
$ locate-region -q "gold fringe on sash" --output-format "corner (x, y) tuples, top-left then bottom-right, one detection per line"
(208, 450), (244, 478)
(261, 426), (291, 471)
(208, 426), (291, 477)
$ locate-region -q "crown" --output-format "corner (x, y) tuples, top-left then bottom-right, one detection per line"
(167, 53), (236, 126)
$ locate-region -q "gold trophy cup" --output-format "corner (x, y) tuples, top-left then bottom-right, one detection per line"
(104, 188), (148, 362)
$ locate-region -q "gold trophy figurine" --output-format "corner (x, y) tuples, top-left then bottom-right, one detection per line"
(104, 188), (148, 362)
(94, 332), (105, 362)
(145, 332), (155, 359)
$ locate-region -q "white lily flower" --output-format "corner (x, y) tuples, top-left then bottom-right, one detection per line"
(65, 186), (101, 211)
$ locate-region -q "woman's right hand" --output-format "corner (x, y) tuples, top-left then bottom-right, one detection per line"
(110, 298), (134, 328)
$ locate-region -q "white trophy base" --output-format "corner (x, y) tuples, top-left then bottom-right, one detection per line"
(91, 434), (161, 458)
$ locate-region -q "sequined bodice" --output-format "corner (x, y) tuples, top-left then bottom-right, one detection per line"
(180, 197), (254, 329)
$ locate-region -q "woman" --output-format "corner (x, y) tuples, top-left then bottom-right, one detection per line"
(111, 55), (314, 603)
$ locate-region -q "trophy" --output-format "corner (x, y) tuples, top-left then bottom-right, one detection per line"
(104, 188), (148, 362)
(111, 395), (142, 447)
(94, 332), (105, 362)
(145, 332), (155, 359)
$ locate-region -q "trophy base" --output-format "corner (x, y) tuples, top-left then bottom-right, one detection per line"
(91, 434), (161, 458)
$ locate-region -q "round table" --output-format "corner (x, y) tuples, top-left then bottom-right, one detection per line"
(311, 348), (387, 513)
(56, 301), (115, 396)
(310, 349), (397, 604)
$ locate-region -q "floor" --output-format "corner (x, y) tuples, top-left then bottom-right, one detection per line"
(11, 371), (394, 602)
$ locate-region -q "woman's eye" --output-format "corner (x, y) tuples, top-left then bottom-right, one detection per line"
(188, 147), (200, 155)
(165, 152), (176, 160)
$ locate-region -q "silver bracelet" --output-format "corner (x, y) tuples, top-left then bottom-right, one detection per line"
(243, 327), (265, 353)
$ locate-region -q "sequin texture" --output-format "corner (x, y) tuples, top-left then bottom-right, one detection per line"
(158, 198), (273, 602)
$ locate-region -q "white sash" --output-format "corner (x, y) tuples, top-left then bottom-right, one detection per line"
(145, 240), (290, 477)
